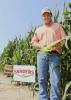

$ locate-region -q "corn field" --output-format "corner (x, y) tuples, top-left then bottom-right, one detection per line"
(0, 2), (71, 100)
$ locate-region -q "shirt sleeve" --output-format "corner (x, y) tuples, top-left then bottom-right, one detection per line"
(59, 24), (67, 39)
(53, 24), (67, 53)
(31, 29), (41, 49)
(31, 29), (39, 44)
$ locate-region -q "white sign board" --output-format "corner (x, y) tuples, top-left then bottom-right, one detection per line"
(13, 65), (36, 83)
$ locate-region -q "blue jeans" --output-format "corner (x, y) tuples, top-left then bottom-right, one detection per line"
(37, 51), (62, 100)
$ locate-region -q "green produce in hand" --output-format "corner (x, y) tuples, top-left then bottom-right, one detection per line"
(40, 44), (54, 54)
(40, 38), (66, 54)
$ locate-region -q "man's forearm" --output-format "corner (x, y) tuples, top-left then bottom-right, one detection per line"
(32, 42), (42, 49)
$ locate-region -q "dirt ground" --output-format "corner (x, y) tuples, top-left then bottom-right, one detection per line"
(0, 73), (38, 100)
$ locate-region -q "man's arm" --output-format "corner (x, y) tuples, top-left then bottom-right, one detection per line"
(59, 24), (67, 40)
(31, 30), (43, 49)
(53, 24), (67, 51)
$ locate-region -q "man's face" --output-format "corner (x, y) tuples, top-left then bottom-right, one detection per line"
(42, 12), (52, 25)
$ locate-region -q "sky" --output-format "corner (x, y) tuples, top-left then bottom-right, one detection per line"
(0, 0), (70, 54)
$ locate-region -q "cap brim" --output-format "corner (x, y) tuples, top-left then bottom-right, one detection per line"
(41, 11), (52, 16)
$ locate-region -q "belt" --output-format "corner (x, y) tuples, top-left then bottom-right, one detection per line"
(37, 50), (60, 55)
(49, 51), (60, 55)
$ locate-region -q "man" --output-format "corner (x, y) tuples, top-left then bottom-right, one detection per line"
(31, 7), (66, 100)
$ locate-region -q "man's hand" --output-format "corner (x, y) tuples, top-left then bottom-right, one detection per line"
(40, 38), (66, 53)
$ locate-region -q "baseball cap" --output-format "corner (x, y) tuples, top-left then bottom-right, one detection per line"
(41, 7), (52, 16)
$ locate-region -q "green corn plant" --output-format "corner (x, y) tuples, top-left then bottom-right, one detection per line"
(62, 81), (71, 100)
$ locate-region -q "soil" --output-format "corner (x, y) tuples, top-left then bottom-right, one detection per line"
(0, 73), (38, 100)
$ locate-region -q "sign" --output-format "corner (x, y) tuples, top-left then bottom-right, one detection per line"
(13, 65), (36, 83)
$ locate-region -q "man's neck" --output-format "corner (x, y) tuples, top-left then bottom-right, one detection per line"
(44, 20), (53, 27)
